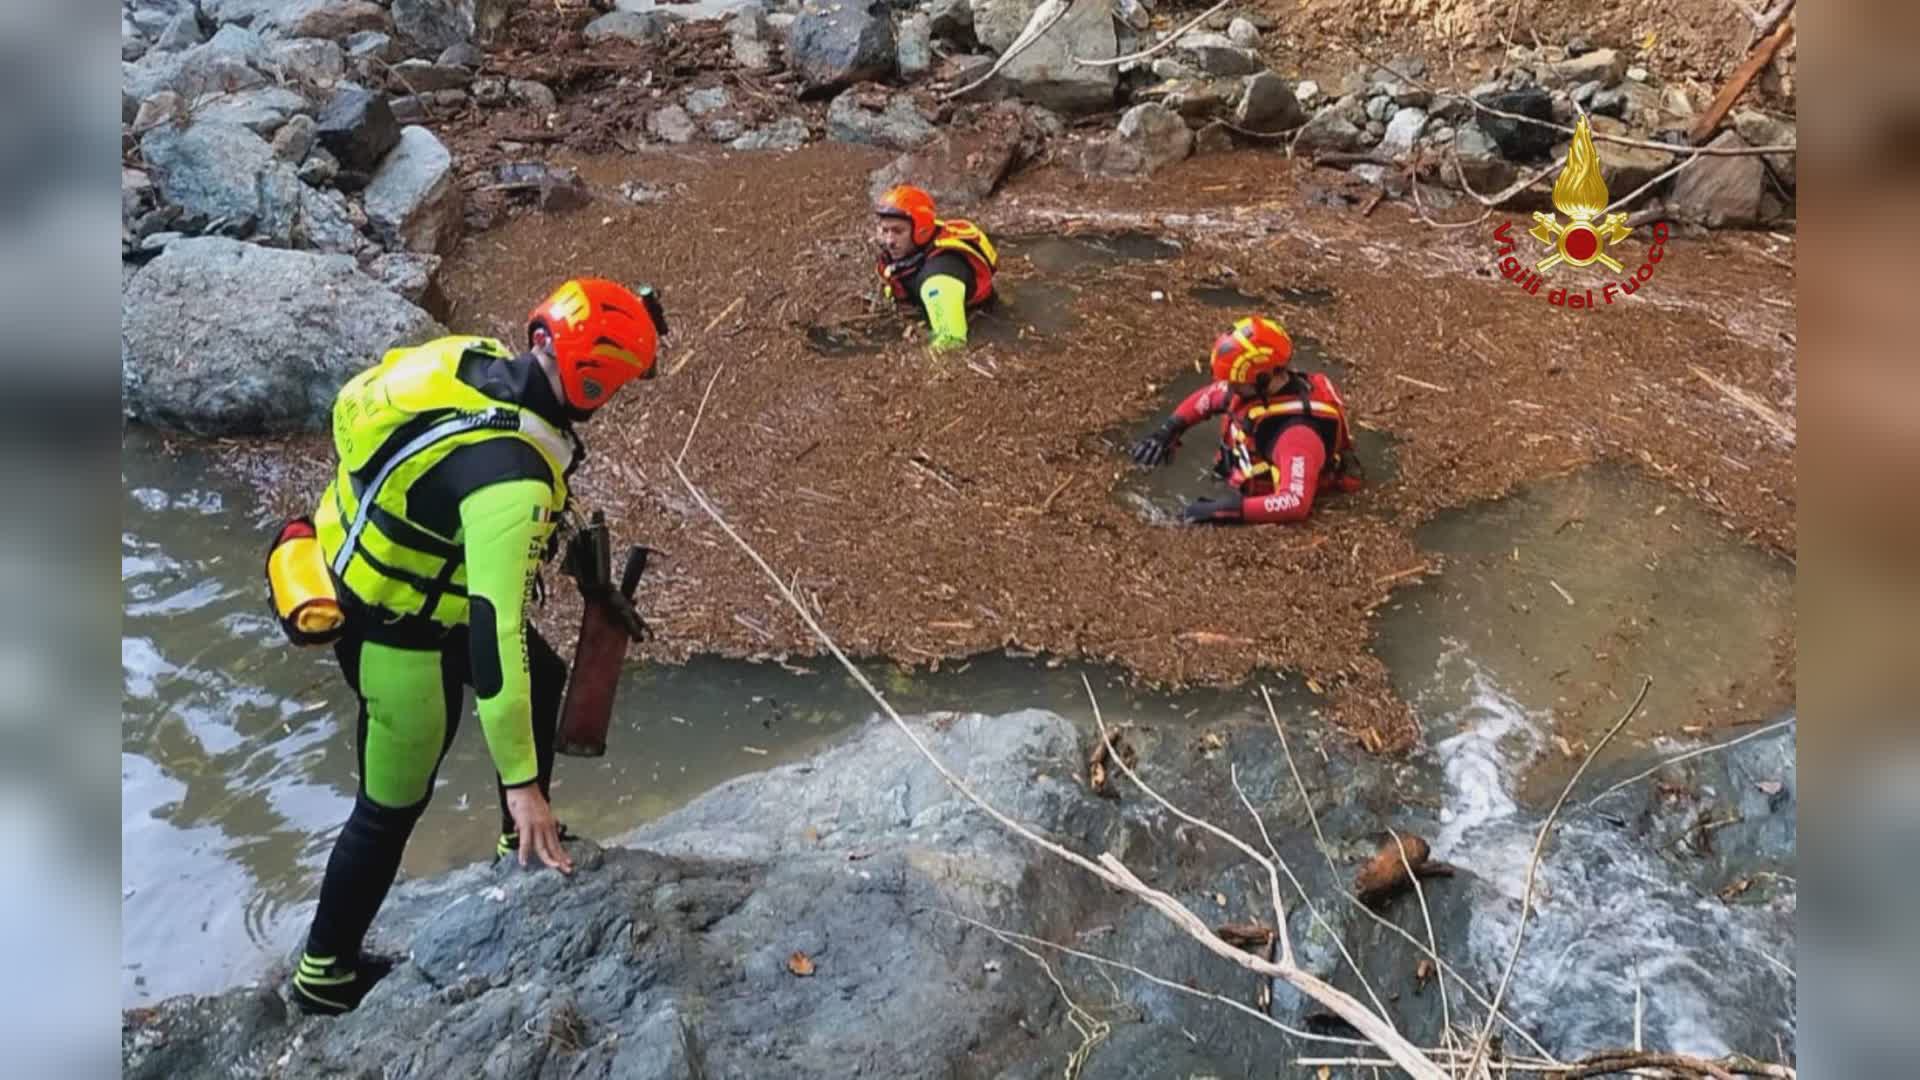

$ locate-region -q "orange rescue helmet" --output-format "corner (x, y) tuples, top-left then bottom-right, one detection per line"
(875, 184), (938, 247)
(1210, 316), (1293, 385)
(527, 278), (668, 412)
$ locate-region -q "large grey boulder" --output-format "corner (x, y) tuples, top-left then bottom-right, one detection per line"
(1669, 130), (1766, 227)
(1085, 101), (1193, 177)
(988, 0), (1117, 114)
(787, 0), (897, 93)
(969, 0), (1035, 54)
(827, 86), (937, 149)
(139, 121), (302, 245)
(364, 125), (462, 254)
(1233, 71), (1306, 134)
(123, 24), (272, 101)
(122, 237), (443, 435)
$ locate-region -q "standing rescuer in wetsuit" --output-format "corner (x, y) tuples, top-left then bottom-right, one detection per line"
(1129, 315), (1362, 524)
(283, 278), (668, 1015)
(873, 184), (997, 351)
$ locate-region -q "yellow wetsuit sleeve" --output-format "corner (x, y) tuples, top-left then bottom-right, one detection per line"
(458, 478), (552, 787)
(919, 274), (969, 352)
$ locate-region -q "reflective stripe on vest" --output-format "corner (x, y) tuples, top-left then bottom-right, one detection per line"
(315, 337), (574, 628)
(878, 219), (998, 306)
(1221, 381), (1351, 492)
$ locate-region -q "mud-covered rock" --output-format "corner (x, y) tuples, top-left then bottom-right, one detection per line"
(1292, 103), (1366, 155)
(139, 120), (302, 245)
(868, 125), (1025, 206)
(728, 9), (775, 69)
(1233, 70), (1305, 134)
(1086, 101), (1193, 178)
(364, 124), (462, 254)
(585, 10), (671, 45)
(1732, 108), (1796, 189)
(787, 0), (897, 93)
(648, 103), (697, 144)
(1669, 130), (1766, 228)
(1540, 47), (1626, 89)
(732, 116), (812, 151)
(1177, 32), (1262, 77)
(827, 85), (937, 149)
(122, 237), (442, 436)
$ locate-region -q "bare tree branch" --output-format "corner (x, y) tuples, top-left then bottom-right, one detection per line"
(668, 460), (1451, 1079)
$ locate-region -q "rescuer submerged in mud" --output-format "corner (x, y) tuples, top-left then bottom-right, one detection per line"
(873, 184), (998, 352)
(1129, 316), (1362, 525)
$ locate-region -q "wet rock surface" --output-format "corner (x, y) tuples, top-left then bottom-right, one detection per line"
(122, 704), (1796, 1078)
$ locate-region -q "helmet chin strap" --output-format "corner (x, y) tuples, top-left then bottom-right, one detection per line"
(530, 343), (569, 409)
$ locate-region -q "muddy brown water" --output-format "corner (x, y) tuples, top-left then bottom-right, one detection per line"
(123, 431), (1793, 1012)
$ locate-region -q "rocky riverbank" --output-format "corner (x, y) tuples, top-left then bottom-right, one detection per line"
(121, 700), (1797, 1078)
(122, 0), (1795, 435)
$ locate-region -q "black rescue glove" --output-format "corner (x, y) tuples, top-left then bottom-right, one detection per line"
(1181, 497), (1244, 525)
(1130, 419), (1182, 467)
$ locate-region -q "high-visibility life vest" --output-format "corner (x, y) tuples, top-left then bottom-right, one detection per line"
(1216, 371), (1354, 493)
(313, 336), (576, 629)
(877, 219), (998, 306)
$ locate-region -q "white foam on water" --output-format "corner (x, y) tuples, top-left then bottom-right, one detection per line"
(1420, 645), (1796, 1061)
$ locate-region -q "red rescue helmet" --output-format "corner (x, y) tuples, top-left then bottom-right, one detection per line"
(875, 184), (937, 247)
(1210, 316), (1293, 385)
(527, 278), (668, 412)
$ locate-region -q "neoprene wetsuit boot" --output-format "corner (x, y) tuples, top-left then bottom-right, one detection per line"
(291, 953), (397, 1016)
(292, 793), (421, 1015)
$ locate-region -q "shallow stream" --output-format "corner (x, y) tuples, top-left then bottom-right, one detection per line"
(120, 431), (1795, 1063)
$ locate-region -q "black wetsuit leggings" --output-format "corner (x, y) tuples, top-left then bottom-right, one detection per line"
(302, 624), (565, 965)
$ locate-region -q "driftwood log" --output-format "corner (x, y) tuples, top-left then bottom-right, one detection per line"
(1353, 833), (1458, 906)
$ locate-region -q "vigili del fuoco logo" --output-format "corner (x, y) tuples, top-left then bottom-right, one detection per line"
(1490, 116), (1670, 309)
